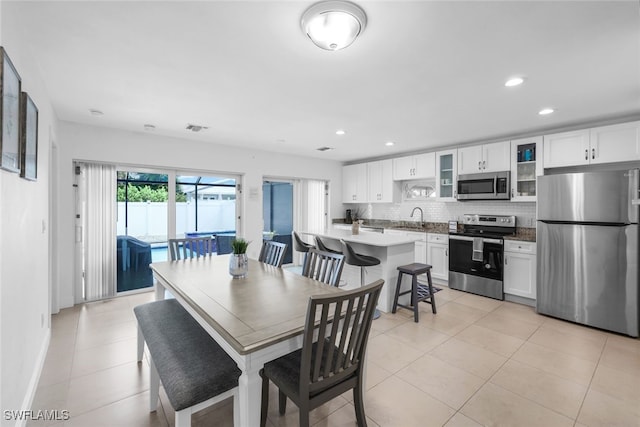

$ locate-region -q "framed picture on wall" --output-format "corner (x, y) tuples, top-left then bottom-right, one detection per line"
(20, 92), (38, 180)
(0, 47), (22, 173)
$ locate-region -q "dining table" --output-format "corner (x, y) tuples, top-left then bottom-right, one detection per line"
(150, 254), (345, 426)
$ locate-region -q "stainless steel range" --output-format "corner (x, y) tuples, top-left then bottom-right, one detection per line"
(448, 214), (516, 300)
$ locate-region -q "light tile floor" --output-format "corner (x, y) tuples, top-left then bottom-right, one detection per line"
(29, 286), (640, 427)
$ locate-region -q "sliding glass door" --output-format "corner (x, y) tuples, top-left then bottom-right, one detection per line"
(116, 171), (169, 293)
(263, 180), (294, 264)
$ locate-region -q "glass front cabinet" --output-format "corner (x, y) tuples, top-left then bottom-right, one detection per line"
(436, 149), (458, 201)
(510, 136), (543, 202)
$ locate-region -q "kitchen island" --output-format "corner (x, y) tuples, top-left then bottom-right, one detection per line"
(303, 228), (420, 312)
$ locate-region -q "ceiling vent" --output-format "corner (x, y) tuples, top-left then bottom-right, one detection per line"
(316, 146), (335, 152)
(186, 124), (208, 132)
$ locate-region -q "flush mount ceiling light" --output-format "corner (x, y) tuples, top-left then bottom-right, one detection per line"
(301, 1), (367, 51)
(385, 141), (395, 147)
(336, 129), (346, 135)
(539, 108), (555, 115)
(505, 77), (525, 87)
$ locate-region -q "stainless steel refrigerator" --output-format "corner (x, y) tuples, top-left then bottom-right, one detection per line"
(537, 169), (639, 337)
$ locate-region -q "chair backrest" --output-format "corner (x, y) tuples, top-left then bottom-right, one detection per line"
(314, 236), (341, 254)
(293, 231), (313, 253)
(258, 240), (288, 267)
(301, 248), (345, 287)
(168, 237), (214, 261)
(299, 279), (384, 397)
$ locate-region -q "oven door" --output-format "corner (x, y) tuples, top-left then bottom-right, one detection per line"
(449, 235), (504, 281)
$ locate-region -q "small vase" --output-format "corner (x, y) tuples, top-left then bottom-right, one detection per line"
(351, 221), (361, 235)
(229, 253), (248, 279)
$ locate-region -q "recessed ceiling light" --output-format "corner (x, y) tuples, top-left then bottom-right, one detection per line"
(539, 108), (555, 115)
(144, 124), (156, 131)
(505, 77), (524, 87)
(336, 130), (346, 135)
(385, 141), (395, 147)
(89, 109), (104, 116)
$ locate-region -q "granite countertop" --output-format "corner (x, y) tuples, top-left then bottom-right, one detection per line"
(333, 219), (536, 241)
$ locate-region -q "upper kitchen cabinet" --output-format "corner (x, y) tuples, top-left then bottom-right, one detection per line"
(393, 153), (436, 180)
(510, 136), (543, 202)
(342, 163), (368, 203)
(458, 141), (510, 174)
(589, 121), (640, 164)
(544, 122), (640, 168)
(543, 129), (592, 167)
(368, 159), (399, 203)
(436, 149), (457, 201)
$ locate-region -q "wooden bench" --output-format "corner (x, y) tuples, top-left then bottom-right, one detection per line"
(134, 299), (241, 427)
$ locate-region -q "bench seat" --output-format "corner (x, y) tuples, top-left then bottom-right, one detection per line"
(134, 299), (241, 427)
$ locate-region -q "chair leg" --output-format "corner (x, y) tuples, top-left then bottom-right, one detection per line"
(412, 275), (419, 323)
(392, 272), (403, 314)
(298, 403), (310, 427)
(149, 358), (160, 412)
(175, 407), (192, 427)
(353, 377), (368, 427)
(260, 370), (269, 427)
(136, 325), (144, 362)
(427, 270), (437, 314)
(278, 389), (287, 415)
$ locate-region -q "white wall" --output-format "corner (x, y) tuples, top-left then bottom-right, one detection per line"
(1, 4), (57, 425)
(56, 122), (343, 307)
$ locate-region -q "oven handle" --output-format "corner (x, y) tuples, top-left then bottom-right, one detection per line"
(449, 235), (503, 245)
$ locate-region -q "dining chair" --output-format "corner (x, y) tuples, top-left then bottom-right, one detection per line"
(168, 237), (215, 261)
(301, 248), (345, 287)
(215, 234), (234, 255)
(258, 240), (288, 267)
(259, 279), (385, 427)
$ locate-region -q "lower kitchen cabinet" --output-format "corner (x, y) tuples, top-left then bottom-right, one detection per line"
(427, 233), (449, 282)
(503, 240), (536, 299)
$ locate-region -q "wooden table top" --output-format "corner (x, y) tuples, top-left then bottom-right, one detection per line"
(150, 255), (343, 355)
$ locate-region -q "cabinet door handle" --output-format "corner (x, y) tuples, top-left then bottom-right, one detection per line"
(585, 149), (588, 160)
(511, 188), (514, 198)
(478, 161), (482, 170)
(505, 256), (508, 265)
(445, 249), (448, 256)
(483, 160), (486, 170)
(592, 148), (596, 159)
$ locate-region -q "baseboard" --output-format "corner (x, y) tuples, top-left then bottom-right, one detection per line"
(504, 293), (536, 307)
(16, 329), (51, 427)
(59, 294), (75, 309)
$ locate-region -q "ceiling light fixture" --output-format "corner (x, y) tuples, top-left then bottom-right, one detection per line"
(539, 108), (555, 115)
(336, 129), (346, 135)
(301, 1), (367, 51)
(385, 141), (395, 147)
(505, 77), (524, 87)
(186, 123), (208, 132)
(317, 146), (335, 152)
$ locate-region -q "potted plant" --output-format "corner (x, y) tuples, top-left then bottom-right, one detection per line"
(229, 238), (250, 278)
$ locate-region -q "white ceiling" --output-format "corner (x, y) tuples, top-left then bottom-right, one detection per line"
(6, 0), (640, 162)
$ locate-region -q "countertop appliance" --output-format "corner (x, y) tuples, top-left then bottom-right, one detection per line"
(457, 171), (510, 201)
(537, 169), (639, 337)
(449, 214), (516, 300)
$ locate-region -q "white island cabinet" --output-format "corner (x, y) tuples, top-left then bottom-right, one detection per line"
(304, 229), (420, 313)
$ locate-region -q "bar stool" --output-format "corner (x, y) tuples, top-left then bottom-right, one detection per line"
(341, 240), (381, 319)
(392, 263), (437, 322)
(314, 236), (342, 254)
(293, 231), (314, 266)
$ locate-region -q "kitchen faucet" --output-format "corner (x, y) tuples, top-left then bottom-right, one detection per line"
(410, 207), (424, 228)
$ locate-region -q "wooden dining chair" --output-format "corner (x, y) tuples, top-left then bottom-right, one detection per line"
(258, 240), (288, 267)
(301, 248), (345, 287)
(168, 237), (215, 261)
(260, 279), (385, 427)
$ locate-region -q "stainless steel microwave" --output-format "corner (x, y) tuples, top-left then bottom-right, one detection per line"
(457, 171), (510, 201)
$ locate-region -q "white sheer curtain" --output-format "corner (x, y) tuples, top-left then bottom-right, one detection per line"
(305, 180), (327, 234)
(78, 162), (117, 301)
